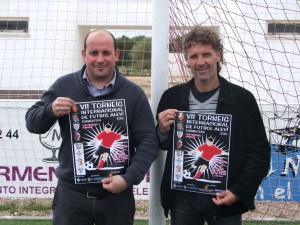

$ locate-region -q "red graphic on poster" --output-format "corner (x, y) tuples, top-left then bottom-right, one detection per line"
(91, 124), (127, 169)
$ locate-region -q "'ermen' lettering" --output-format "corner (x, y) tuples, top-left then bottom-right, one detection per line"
(0, 166), (57, 181)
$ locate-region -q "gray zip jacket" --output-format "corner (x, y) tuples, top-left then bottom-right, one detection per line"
(26, 65), (158, 193)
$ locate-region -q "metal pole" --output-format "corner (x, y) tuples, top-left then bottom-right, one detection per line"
(149, 0), (169, 224)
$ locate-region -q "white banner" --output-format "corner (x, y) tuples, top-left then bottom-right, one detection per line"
(0, 100), (149, 200)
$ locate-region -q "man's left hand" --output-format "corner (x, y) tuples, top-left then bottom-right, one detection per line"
(102, 175), (128, 194)
(212, 190), (239, 206)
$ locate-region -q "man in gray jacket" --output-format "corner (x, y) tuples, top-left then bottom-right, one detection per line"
(26, 29), (158, 225)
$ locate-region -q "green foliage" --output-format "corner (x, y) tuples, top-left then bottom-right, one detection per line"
(0, 201), (17, 214)
(116, 35), (135, 67)
(0, 199), (51, 216)
(116, 34), (183, 72)
(131, 35), (147, 42)
(129, 37), (152, 70)
(169, 35), (183, 53)
(115, 35), (152, 71)
(23, 200), (51, 212)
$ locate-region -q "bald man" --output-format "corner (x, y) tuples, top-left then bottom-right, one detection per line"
(26, 29), (158, 225)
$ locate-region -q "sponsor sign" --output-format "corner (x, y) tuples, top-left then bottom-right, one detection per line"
(0, 101), (299, 201)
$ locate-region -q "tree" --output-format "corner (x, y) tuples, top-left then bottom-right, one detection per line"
(116, 35), (135, 67)
(129, 37), (152, 70)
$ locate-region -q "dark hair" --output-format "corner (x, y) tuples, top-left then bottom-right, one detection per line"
(83, 29), (117, 51)
(182, 26), (224, 73)
(105, 124), (112, 129)
(207, 136), (214, 142)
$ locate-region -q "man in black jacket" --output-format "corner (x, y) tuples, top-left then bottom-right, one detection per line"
(26, 29), (158, 225)
(157, 26), (270, 225)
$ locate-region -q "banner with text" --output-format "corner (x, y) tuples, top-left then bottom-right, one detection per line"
(0, 101), (300, 201)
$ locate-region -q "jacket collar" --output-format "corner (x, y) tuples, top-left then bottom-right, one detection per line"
(179, 75), (236, 109)
(176, 79), (193, 111)
(218, 75), (236, 105)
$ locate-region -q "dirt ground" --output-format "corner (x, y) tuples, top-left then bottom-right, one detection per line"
(126, 76), (151, 99)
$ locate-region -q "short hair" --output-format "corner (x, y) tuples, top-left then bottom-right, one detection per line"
(83, 29), (117, 51)
(182, 26), (224, 73)
(207, 137), (214, 142)
(105, 124), (112, 129)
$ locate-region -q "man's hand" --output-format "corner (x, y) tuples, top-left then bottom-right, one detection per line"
(102, 175), (128, 194)
(52, 97), (75, 117)
(158, 109), (178, 134)
(212, 190), (239, 206)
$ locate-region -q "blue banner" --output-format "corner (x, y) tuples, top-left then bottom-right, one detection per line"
(257, 125), (300, 201)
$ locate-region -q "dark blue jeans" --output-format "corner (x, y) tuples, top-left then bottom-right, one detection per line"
(170, 191), (242, 225)
(52, 183), (135, 225)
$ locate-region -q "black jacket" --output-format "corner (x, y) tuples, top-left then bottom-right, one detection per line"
(156, 75), (270, 219)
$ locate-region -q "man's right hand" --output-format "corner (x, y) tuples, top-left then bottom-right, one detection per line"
(158, 109), (178, 134)
(52, 97), (75, 117)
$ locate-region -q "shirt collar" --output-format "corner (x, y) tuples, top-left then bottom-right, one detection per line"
(83, 68), (116, 89)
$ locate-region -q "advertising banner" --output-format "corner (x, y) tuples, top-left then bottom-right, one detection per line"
(0, 101), (299, 201)
(256, 116), (300, 201)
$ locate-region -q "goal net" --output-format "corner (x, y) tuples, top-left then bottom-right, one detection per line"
(168, 0), (300, 222)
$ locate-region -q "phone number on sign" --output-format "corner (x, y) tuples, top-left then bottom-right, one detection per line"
(0, 129), (19, 139)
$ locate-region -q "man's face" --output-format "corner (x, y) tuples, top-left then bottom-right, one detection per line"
(104, 126), (111, 132)
(82, 31), (119, 84)
(207, 139), (213, 146)
(186, 43), (220, 84)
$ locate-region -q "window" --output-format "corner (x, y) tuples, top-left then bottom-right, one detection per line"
(0, 17), (29, 33)
(267, 21), (300, 35)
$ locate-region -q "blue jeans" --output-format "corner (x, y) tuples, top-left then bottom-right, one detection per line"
(170, 191), (242, 225)
(52, 183), (135, 225)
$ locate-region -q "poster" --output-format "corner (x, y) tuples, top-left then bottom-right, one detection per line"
(0, 100), (147, 199)
(171, 111), (231, 194)
(69, 99), (129, 184)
